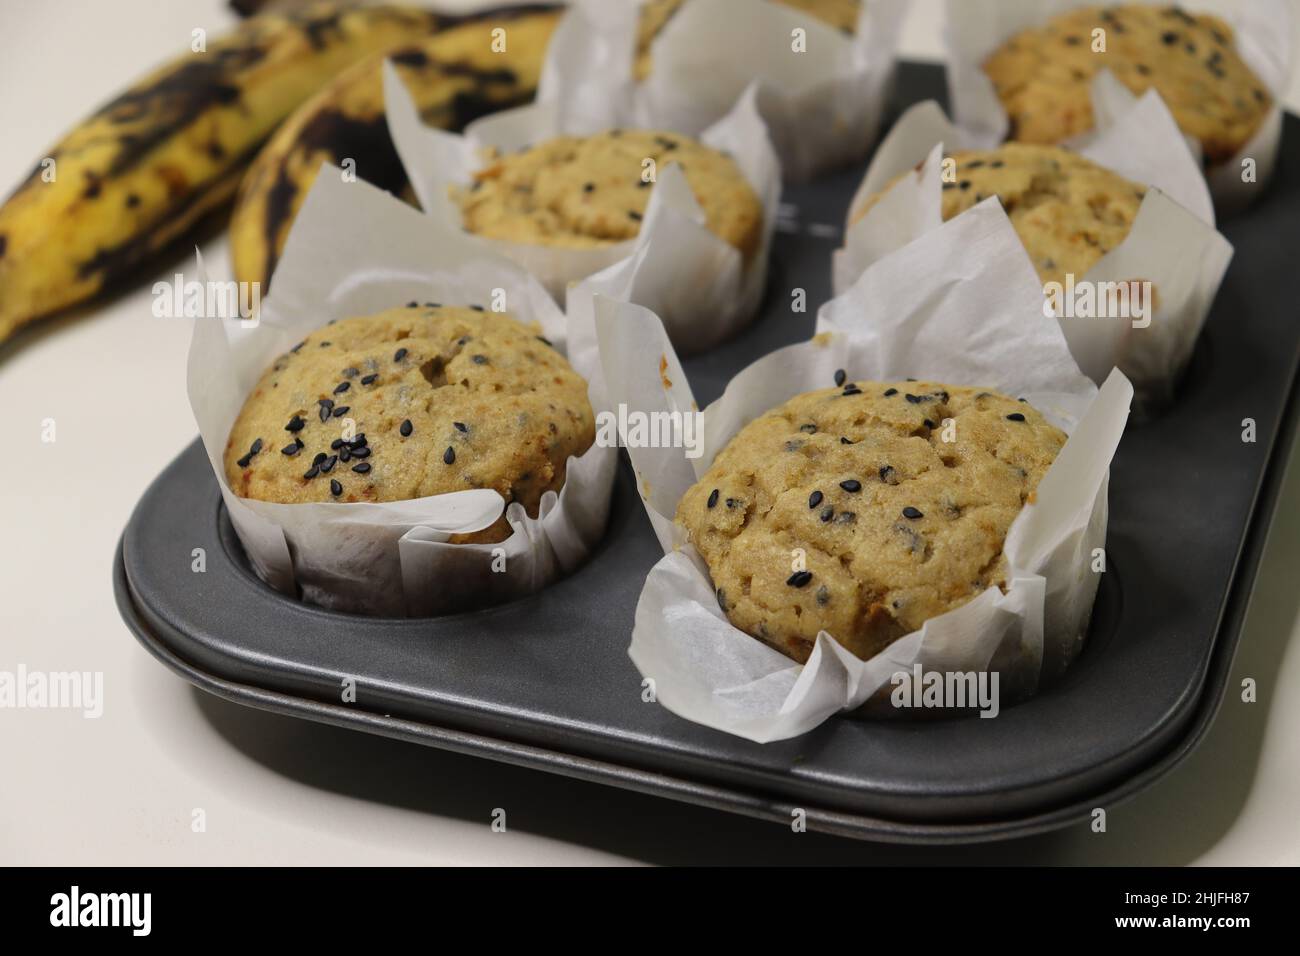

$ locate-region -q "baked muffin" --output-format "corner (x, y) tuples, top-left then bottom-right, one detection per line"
(224, 304), (595, 543)
(983, 4), (1270, 164)
(677, 376), (1066, 664)
(851, 143), (1146, 286)
(635, 0), (862, 80)
(453, 129), (764, 258)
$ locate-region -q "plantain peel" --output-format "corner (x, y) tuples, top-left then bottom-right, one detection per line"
(0, 2), (448, 347)
(230, 7), (561, 291)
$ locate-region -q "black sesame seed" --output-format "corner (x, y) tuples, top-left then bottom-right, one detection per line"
(350, 434), (366, 447)
(836, 511), (856, 525)
(281, 443), (300, 456)
(627, 210), (643, 222)
(360, 373), (378, 385)
(820, 506), (834, 522)
(905, 393), (923, 404)
(332, 405), (350, 418)
(443, 446), (456, 465)
(786, 570), (813, 588)
(879, 465), (896, 483)
(842, 385), (861, 396)
(330, 479), (342, 496)
(320, 455), (337, 474)
(883, 388), (898, 397)
(312, 452), (327, 466)
(707, 488), (719, 509)
(236, 454), (252, 469)
(319, 341), (331, 347)
(536, 336), (552, 347)
(303, 466), (319, 479)
(399, 419), (413, 437)
(726, 498), (739, 510)
(352, 462), (371, 474)
(816, 585), (830, 607)
(840, 437), (854, 445)
(923, 419), (935, 429)
(343, 367), (359, 378)
(809, 490), (823, 508)
(716, 588), (727, 611)
(406, 301), (418, 308)
(799, 423), (817, 434)
(333, 382), (350, 394)
(457, 336), (470, 346)
(285, 415), (305, 432)
(902, 506), (924, 520)
(472, 355), (488, 365)
(393, 348), (408, 362)
(959, 180), (971, 190)
(470, 304), (485, 312)
(291, 341), (305, 353)
(350, 447), (370, 459)
(330, 438), (344, 449)
(1161, 31), (1178, 45)
(339, 447), (351, 463)
(426, 302), (440, 308)
(249, 438), (262, 456)
(583, 182), (595, 193)
(1006, 412), (1026, 422)
(840, 479), (862, 493)
(833, 368), (847, 386)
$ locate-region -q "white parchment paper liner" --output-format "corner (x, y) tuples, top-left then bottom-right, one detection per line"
(833, 95), (1233, 406)
(943, 0), (1295, 213)
(594, 200), (1133, 742)
(535, 0), (906, 182)
(384, 58), (781, 353)
(187, 170), (617, 617)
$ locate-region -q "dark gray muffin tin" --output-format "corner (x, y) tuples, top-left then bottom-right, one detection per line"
(115, 63), (1300, 843)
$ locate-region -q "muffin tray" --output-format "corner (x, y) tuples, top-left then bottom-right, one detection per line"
(116, 63), (1300, 843)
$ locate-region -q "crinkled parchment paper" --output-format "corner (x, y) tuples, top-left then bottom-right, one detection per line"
(833, 94), (1233, 407)
(188, 170), (616, 616)
(535, 0), (905, 182)
(595, 200), (1133, 742)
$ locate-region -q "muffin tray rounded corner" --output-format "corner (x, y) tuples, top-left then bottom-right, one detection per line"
(115, 63), (1300, 844)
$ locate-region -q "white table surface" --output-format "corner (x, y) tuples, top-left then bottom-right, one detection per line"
(2, 0), (1298, 866)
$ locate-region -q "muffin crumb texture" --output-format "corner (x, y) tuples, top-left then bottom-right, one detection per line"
(223, 305), (595, 544)
(853, 143), (1146, 286)
(677, 379), (1066, 664)
(983, 4), (1270, 164)
(453, 129), (763, 257)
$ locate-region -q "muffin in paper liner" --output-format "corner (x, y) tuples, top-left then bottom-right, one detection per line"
(188, 169), (617, 617)
(833, 95), (1233, 409)
(942, 0), (1295, 214)
(533, 0), (906, 182)
(384, 58), (781, 354)
(593, 200), (1133, 742)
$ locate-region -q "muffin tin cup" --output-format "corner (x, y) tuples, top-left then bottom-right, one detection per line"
(942, 0), (1295, 214)
(832, 96), (1232, 409)
(119, 61), (1300, 841)
(190, 172), (617, 617)
(594, 201), (1133, 743)
(384, 60), (781, 354)
(543, 0), (907, 182)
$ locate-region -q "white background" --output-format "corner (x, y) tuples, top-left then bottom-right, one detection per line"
(1, 0), (1297, 865)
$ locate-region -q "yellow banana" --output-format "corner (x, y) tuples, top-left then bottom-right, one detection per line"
(231, 7), (561, 290)
(0, 2), (450, 347)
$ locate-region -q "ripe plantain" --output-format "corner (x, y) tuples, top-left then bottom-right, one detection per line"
(230, 6), (561, 290)
(0, 2), (456, 347)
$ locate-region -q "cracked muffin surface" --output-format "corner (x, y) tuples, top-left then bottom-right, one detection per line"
(676, 378), (1066, 664)
(851, 143), (1146, 286)
(453, 128), (764, 258)
(223, 304), (595, 543)
(982, 4), (1270, 164)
